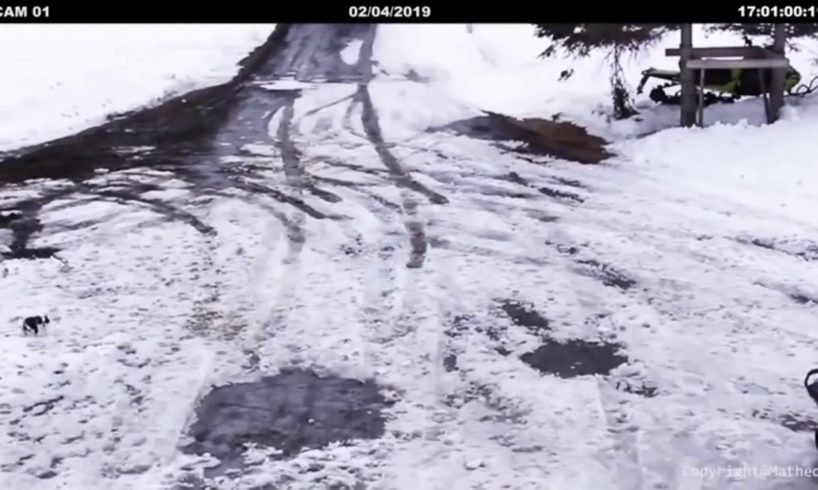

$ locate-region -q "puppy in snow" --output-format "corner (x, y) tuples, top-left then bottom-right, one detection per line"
(22, 315), (49, 336)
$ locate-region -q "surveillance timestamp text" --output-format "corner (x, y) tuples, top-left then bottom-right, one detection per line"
(348, 5), (432, 19)
(0, 5), (49, 18)
(737, 4), (818, 18)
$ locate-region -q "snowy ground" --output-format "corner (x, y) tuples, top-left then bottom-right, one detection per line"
(3, 23), (818, 490)
(0, 24), (275, 153)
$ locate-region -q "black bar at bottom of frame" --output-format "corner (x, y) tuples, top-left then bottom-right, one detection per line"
(0, 1), (813, 23)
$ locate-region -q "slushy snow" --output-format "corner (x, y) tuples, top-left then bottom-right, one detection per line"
(2, 23), (818, 490)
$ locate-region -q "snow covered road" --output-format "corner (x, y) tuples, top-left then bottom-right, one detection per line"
(2, 23), (818, 490)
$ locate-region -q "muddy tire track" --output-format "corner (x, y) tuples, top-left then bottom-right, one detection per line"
(342, 97), (369, 142)
(278, 95), (343, 205)
(357, 89), (448, 207)
(349, 25), (449, 269)
(93, 190), (217, 236)
(356, 87), (447, 270)
(308, 156), (403, 212)
(275, 95), (309, 267)
(231, 178), (341, 220)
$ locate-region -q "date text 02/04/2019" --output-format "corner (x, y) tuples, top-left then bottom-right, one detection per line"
(738, 4), (818, 18)
(348, 5), (432, 19)
(0, 5), (50, 18)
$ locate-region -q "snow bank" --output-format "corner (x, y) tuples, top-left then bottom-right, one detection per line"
(374, 24), (818, 138)
(0, 24), (275, 152)
(613, 95), (818, 228)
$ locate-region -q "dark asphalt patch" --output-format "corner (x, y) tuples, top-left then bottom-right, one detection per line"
(520, 339), (629, 378)
(181, 368), (392, 475)
(443, 354), (458, 372)
(492, 300), (632, 382)
(0, 203), (60, 260)
(497, 299), (551, 337)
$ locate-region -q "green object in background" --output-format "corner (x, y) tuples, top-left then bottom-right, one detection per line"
(637, 66), (803, 99)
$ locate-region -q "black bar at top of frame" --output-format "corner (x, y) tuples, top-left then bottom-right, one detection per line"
(1, 1), (814, 23)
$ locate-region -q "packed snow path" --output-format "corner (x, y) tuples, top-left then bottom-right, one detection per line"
(2, 24), (818, 490)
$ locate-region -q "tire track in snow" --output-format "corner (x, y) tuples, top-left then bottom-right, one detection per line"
(357, 88), (440, 270)
(242, 98), (312, 350)
(244, 28), (375, 351)
(276, 94), (310, 266)
(357, 87), (448, 208)
(352, 25), (449, 270)
(342, 97), (369, 141)
(279, 95), (343, 205)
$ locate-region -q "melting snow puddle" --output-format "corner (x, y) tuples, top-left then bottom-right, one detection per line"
(498, 299), (551, 337)
(494, 298), (633, 383)
(181, 368), (394, 477)
(520, 338), (629, 378)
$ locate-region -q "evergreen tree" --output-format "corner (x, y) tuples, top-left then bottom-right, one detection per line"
(534, 24), (817, 119)
(708, 23), (818, 41)
(534, 24), (681, 119)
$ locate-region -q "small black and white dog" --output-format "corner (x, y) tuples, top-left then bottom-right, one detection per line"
(22, 315), (49, 335)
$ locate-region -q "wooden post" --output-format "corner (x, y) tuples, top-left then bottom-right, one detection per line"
(759, 68), (771, 122)
(769, 23), (787, 123)
(679, 24), (696, 127)
(697, 69), (706, 126)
